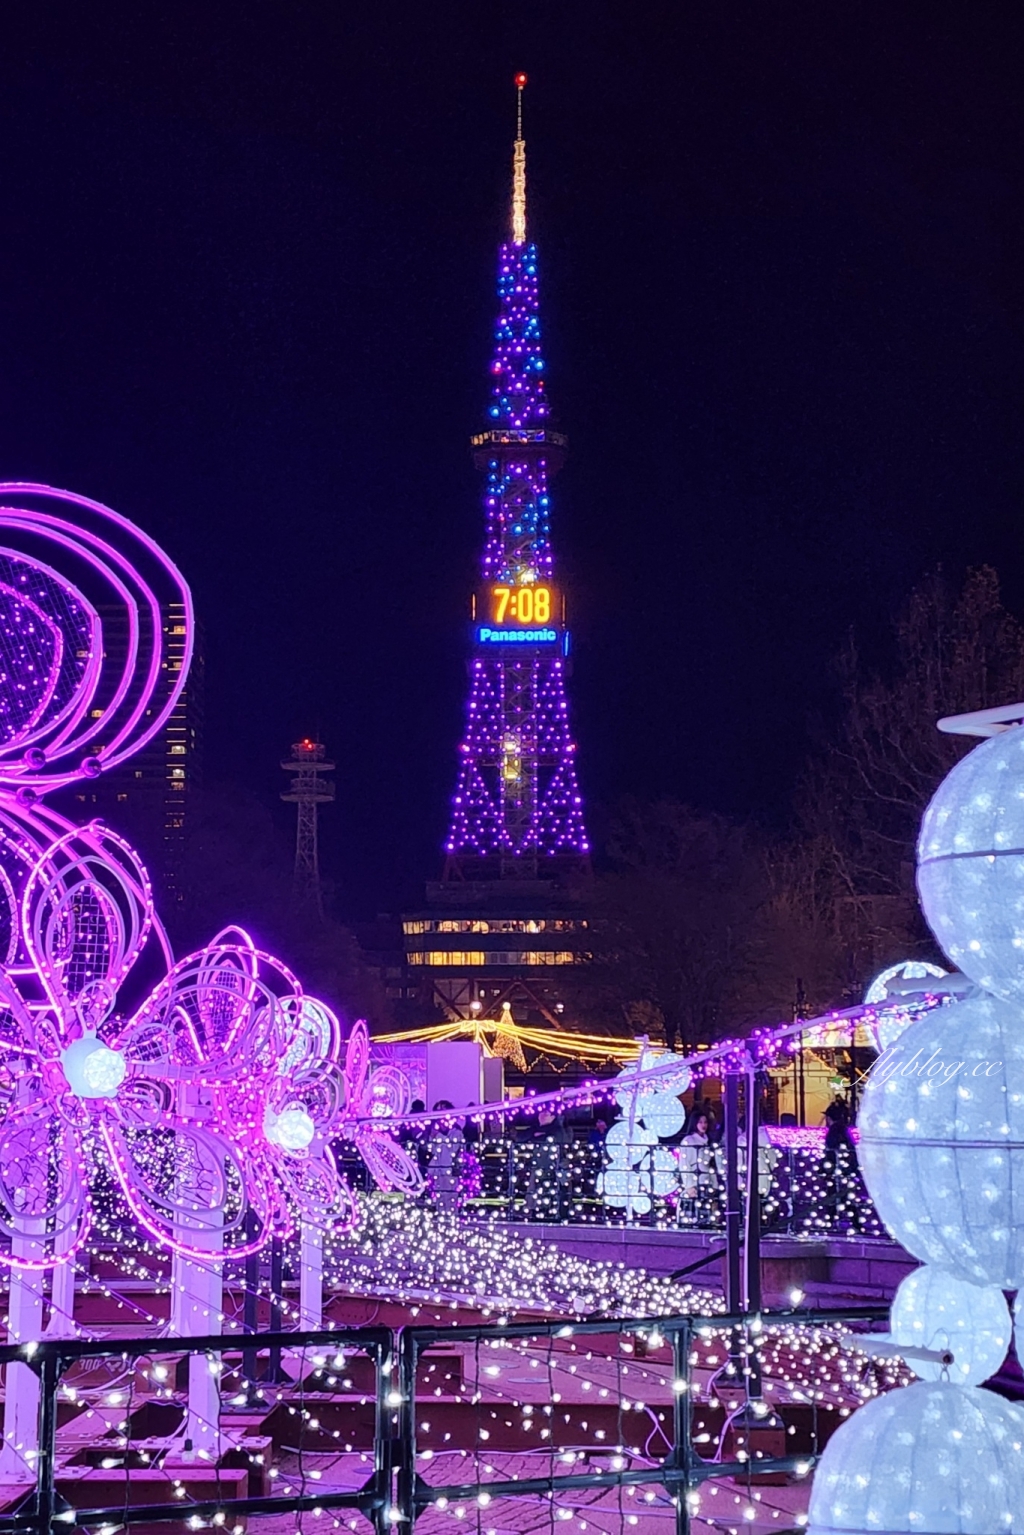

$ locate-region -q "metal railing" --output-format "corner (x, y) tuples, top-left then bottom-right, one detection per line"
(0, 1325), (392, 1535)
(412, 1133), (885, 1238)
(0, 1303), (894, 1534)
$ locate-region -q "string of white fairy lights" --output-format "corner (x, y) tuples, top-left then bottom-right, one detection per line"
(364, 991), (945, 1134)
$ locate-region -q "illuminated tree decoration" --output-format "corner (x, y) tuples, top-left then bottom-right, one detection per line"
(858, 992), (1024, 1289)
(808, 1380), (1024, 1534)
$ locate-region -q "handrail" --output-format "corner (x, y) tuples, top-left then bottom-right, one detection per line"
(0, 1303), (895, 1535)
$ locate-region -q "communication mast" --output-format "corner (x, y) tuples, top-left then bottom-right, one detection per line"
(281, 737), (335, 915)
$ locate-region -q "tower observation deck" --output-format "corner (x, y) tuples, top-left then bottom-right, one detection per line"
(403, 78), (591, 1030)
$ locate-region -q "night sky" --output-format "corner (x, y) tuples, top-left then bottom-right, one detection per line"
(1, 4), (1022, 916)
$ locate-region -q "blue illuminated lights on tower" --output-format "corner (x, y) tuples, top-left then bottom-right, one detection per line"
(445, 78), (588, 879)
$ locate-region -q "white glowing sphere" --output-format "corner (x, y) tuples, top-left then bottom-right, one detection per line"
(605, 1120), (656, 1165)
(598, 1167), (651, 1214)
(858, 996), (1024, 1288)
(865, 960), (949, 1006)
(808, 1381), (1024, 1535)
(647, 1146), (679, 1196)
(612, 1050), (689, 1140)
(265, 1105), (316, 1151)
(890, 1265), (1010, 1387)
(60, 1035), (127, 1098)
(865, 961), (949, 1050)
(918, 725), (1024, 1000)
(639, 1094), (686, 1138)
(613, 1050), (691, 1108)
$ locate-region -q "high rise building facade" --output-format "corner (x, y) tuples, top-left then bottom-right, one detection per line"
(62, 602), (205, 903)
(403, 79), (592, 1026)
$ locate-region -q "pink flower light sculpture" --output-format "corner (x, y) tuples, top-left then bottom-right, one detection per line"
(0, 826), (295, 1264)
(340, 1018), (422, 1195)
(0, 484), (418, 1270)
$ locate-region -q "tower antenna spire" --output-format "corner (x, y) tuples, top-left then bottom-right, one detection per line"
(512, 72), (527, 246)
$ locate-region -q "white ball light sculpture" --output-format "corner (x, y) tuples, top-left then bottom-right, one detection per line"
(889, 1264), (1011, 1387)
(60, 1033), (128, 1099)
(858, 993), (1024, 1288)
(264, 1104), (317, 1152)
(599, 1050), (690, 1214)
(818, 717), (1024, 1535)
(808, 1380), (1024, 1535)
(918, 723), (1024, 1001)
(612, 1049), (691, 1132)
(864, 960), (949, 1050)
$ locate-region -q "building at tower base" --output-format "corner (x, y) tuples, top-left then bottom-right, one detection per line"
(404, 879), (591, 1026)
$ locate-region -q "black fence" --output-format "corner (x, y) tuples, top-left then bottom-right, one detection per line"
(0, 1304), (892, 1535)
(405, 1130), (885, 1238)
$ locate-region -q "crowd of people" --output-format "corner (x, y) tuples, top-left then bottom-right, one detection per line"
(387, 1092), (866, 1229)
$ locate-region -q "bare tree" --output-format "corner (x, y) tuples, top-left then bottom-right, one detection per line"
(588, 800), (769, 1050)
(174, 783), (388, 1026)
(798, 565), (1024, 986)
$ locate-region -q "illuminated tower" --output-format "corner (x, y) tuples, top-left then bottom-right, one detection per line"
(281, 737), (335, 915)
(444, 74), (589, 880)
(402, 79), (590, 1030)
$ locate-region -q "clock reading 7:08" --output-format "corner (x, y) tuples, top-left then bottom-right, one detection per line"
(488, 584), (559, 624)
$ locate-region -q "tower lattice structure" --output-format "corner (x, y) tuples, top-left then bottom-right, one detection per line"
(281, 737), (335, 914)
(445, 77), (589, 882)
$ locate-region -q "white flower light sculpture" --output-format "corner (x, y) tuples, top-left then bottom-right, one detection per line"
(599, 1050), (690, 1215)
(889, 1264), (1011, 1387)
(808, 1380), (1024, 1534)
(858, 994), (1024, 1289)
(918, 722), (1024, 1001)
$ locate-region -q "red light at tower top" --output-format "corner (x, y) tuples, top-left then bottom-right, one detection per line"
(514, 72), (528, 88)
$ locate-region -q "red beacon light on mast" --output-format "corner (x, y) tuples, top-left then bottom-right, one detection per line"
(514, 72), (528, 89)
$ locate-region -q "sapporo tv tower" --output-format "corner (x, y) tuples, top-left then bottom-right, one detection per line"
(403, 76), (592, 1027)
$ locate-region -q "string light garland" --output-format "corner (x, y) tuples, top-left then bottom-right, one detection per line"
(374, 1017), (645, 1066)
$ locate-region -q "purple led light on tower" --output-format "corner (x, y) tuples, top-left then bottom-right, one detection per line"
(446, 77), (589, 877)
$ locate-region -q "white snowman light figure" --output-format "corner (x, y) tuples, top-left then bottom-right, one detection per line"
(830, 702), (1024, 1528)
(917, 704), (1024, 1001)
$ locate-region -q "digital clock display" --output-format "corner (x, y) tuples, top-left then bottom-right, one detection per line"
(491, 584), (553, 625)
(481, 584), (561, 625)
(472, 584), (565, 647)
